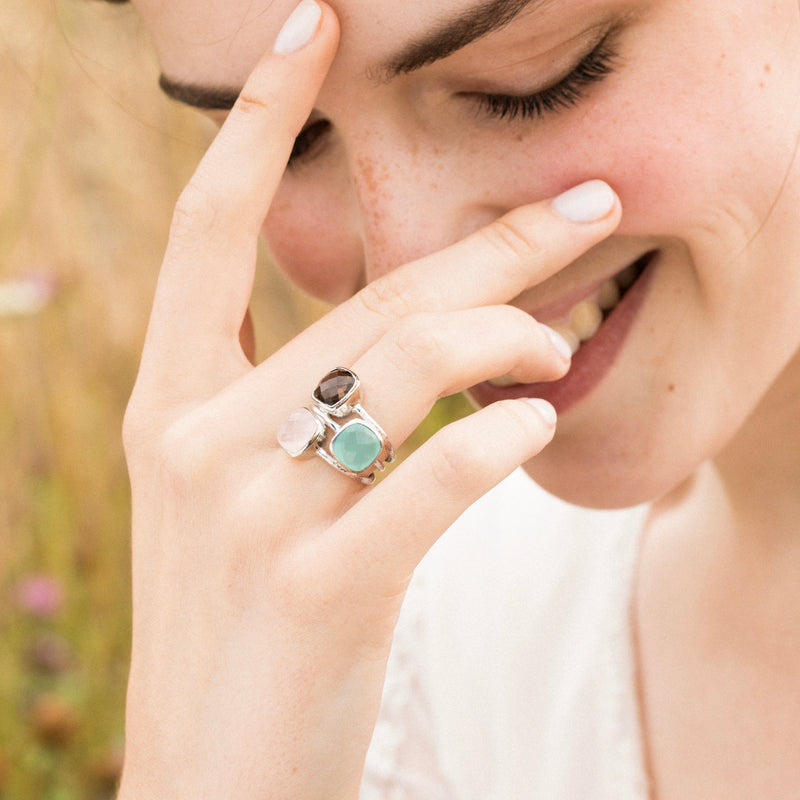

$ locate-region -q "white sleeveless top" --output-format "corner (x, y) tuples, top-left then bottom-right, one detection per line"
(361, 469), (651, 800)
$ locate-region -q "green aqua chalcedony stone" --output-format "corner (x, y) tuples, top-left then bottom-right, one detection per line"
(331, 422), (382, 472)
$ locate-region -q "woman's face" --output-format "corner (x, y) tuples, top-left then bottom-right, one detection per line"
(135, 0), (800, 508)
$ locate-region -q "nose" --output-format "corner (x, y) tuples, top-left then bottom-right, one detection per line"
(349, 132), (509, 283)
(262, 119), (525, 306)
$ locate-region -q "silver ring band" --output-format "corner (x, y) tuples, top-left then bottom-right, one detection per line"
(277, 368), (395, 485)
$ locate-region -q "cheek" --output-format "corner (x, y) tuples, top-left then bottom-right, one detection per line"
(523, 99), (724, 239)
(263, 185), (364, 305)
(577, 121), (700, 235)
(489, 109), (704, 243)
(549, 24), (798, 244)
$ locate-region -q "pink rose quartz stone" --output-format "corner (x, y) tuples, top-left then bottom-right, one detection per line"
(277, 408), (322, 457)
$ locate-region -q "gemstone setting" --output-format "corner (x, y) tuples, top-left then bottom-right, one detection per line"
(277, 408), (324, 458)
(331, 421), (382, 473)
(313, 368), (359, 411)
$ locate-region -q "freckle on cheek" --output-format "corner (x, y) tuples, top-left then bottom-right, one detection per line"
(356, 154), (398, 274)
(356, 154), (391, 202)
(357, 155), (376, 196)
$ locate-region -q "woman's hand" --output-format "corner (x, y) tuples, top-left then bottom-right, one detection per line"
(118, 2), (621, 798)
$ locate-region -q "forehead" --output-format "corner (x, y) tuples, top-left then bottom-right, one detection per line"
(133, 0), (560, 89)
(133, 0), (308, 84)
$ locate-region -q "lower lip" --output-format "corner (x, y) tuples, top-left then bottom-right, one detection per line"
(468, 252), (659, 415)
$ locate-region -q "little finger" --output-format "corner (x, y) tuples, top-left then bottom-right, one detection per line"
(326, 398), (558, 588)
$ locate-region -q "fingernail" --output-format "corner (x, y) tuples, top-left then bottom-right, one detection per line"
(551, 180), (616, 223)
(524, 398), (558, 427)
(274, 0), (322, 55)
(542, 325), (574, 361)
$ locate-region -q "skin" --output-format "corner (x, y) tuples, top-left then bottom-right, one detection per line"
(120, 0), (800, 797)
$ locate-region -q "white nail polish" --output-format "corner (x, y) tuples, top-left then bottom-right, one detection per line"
(542, 325), (574, 361)
(524, 398), (558, 427)
(274, 0), (322, 55)
(551, 180), (616, 223)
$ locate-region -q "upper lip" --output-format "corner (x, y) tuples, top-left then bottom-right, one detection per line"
(509, 240), (655, 322)
(521, 274), (610, 322)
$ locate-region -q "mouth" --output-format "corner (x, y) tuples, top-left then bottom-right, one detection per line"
(469, 250), (659, 414)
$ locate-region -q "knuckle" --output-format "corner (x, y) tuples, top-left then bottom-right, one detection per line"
(156, 413), (218, 487)
(121, 398), (151, 457)
(496, 305), (541, 346)
(494, 399), (544, 440)
(230, 83), (283, 121)
(482, 210), (542, 264)
(122, 379), (166, 458)
(170, 180), (220, 240)
(387, 315), (448, 378)
(427, 435), (483, 494)
(233, 91), (273, 116)
(355, 273), (416, 323)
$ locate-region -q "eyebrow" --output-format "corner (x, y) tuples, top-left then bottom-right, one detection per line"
(159, 0), (550, 110)
(375, 0), (549, 80)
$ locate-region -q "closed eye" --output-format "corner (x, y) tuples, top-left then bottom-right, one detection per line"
(466, 30), (620, 122)
(287, 29), (621, 168)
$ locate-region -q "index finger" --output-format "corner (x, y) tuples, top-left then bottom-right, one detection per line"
(143, 1), (340, 371)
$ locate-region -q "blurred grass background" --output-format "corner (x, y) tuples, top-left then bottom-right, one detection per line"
(1, 0), (469, 797)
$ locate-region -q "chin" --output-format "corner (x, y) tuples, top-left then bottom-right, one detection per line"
(520, 431), (698, 511)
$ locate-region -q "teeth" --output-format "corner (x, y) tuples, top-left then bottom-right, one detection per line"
(487, 374), (519, 387)
(555, 261), (642, 352)
(597, 278), (620, 311)
(487, 261), (644, 388)
(570, 300), (603, 342)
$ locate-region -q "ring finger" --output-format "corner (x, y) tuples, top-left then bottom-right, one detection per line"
(213, 304), (570, 486)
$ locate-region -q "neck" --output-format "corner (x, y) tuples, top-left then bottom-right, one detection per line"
(636, 353), (800, 800)
(713, 345), (800, 543)
(645, 346), (800, 656)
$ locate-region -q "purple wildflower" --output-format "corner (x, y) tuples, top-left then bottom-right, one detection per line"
(15, 573), (64, 618)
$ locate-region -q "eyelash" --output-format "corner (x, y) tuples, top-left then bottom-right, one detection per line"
(470, 35), (619, 122)
(287, 34), (620, 166)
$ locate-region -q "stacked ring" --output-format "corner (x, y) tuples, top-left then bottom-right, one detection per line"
(277, 368), (395, 485)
